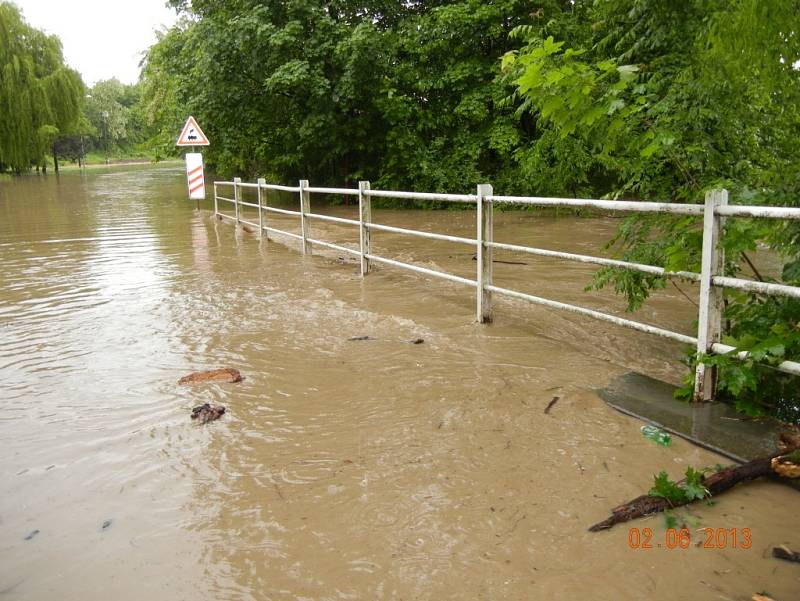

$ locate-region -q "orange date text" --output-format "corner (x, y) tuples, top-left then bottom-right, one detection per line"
(627, 527), (752, 550)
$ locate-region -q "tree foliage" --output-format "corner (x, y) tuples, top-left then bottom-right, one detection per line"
(141, 0), (581, 189)
(84, 78), (147, 151)
(504, 0), (800, 418)
(0, 1), (84, 171)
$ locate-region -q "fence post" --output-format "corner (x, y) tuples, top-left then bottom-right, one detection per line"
(299, 179), (311, 254)
(257, 178), (265, 239)
(476, 183), (493, 323)
(694, 188), (728, 402)
(213, 182), (218, 217)
(359, 181), (371, 276)
(233, 177), (241, 225)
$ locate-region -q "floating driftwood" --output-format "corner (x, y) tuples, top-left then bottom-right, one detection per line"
(772, 546), (800, 564)
(347, 336), (424, 344)
(178, 368), (242, 385)
(544, 396), (560, 415)
(589, 433), (800, 532)
(471, 255), (528, 266)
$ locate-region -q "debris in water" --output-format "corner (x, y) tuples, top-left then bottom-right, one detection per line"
(0, 579), (25, 595)
(778, 431), (800, 451)
(588, 435), (800, 532)
(544, 396), (560, 415)
(640, 425), (672, 446)
(178, 368), (242, 385)
(348, 336), (372, 341)
(102, 519), (113, 531)
(24, 529), (39, 541)
(471, 255), (528, 266)
(771, 449), (800, 478)
(772, 545), (800, 563)
(191, 403), (227, 424)
(408, 338), (424, 344)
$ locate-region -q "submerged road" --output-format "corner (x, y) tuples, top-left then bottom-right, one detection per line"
(1, 166), (797, 599)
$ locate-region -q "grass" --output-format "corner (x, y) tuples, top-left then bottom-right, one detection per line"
(54, 149), (183, 172)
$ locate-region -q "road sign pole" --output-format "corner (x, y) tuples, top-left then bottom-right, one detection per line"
(177, 117), (210, 204)
(192, 146), (199, 210)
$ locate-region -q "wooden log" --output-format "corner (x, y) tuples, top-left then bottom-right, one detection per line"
(589, 436), (799, 532)
(471, 255), (528, 266)
(772, 545), (800, 563)
(178, 368), (243, 385)
(544, 396), (560, 415)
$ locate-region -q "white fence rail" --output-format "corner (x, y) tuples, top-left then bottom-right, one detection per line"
(213, 178), (800, 400)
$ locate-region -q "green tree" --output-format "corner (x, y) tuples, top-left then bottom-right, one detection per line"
(141, 0), (560, 188)
(84, 78), (141, 152)
(0, 1), (83, 172)
(505, 0), (800, 419)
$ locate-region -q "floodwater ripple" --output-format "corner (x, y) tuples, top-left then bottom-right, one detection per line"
(0, 167), (798, 601)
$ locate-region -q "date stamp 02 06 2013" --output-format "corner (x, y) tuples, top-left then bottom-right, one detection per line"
(627, 527), (753, 550)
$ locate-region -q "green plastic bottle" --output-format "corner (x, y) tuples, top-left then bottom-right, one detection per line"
(641, 425), (672, 446)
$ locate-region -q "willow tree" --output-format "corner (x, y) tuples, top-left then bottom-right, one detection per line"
(0, 2), (83, 172)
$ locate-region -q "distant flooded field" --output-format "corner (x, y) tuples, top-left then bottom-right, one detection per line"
(1, 166), (797, 600)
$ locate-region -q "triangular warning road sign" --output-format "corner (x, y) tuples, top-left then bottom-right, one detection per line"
(176, 116), (210, 146)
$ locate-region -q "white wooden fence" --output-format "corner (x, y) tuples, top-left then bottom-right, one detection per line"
(213, 178), (800, 401)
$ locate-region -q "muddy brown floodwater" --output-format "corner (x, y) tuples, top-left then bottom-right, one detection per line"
(1, 166), (798, 600)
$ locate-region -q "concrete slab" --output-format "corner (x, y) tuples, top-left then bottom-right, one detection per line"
(597, 372), (789, 462)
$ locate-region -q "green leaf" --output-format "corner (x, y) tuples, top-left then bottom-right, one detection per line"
(649, 471), (687, 505)
(500, 51), (517, 72)
(564, 48), (586, 59)
(640, 142), (659, 158)
(542, 36), (564, 56)
(616, 64), (639, 82)
(682, 467), (709, 501)
(580, 105), (605, 126)
(545, 69), (566, 85)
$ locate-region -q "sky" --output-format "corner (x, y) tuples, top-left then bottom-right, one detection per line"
(15, 0), (179, 86)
